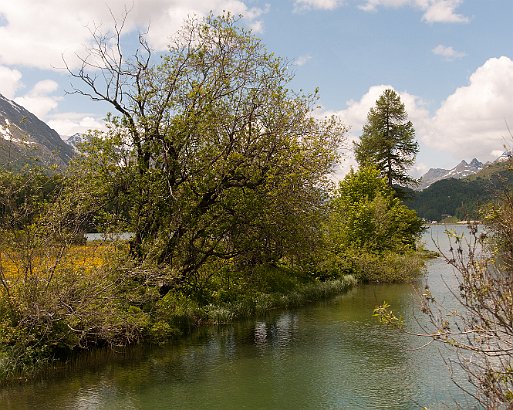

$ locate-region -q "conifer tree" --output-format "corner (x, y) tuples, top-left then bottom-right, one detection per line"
(354, 89), (418, 188)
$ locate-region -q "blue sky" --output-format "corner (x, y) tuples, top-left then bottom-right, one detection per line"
(1, 0), (513, 177)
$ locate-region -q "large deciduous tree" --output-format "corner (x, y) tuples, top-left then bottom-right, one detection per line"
(354, 89), (418, 188)
(65, 13), (346, 284)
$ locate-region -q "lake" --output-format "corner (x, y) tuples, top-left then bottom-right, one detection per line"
(0, 224), (481, 409)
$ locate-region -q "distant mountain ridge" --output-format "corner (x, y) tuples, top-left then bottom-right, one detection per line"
(405, 158), (513, 222)
(0, 93), (74, 170)
(65, 132), (89, 153)
(417, 158), (484, 190)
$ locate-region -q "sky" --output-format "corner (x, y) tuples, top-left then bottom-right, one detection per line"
(1, 0), (513, 178)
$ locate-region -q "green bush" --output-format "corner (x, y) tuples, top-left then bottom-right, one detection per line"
(342, 249), (426, 282)
(149, 321), (182, 344)
(323, 166), (425, 282)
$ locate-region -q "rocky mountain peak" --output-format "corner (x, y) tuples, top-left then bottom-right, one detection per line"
(470, 158), (482, 167)
(417, 158), (484, 191)
(65, 132), (90, 153)
(0, 93), (74, 170)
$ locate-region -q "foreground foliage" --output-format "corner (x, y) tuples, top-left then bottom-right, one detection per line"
(0, 236), (356, 380)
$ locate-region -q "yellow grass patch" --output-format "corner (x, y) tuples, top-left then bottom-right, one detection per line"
(0, 242), (121, 279)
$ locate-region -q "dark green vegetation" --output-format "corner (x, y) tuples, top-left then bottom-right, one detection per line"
(354, 89), (419, 188)
(404, 160), (513, 221)
(0, 14), (424, 382)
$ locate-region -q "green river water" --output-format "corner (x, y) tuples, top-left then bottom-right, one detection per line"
(1, 225), (481, 409)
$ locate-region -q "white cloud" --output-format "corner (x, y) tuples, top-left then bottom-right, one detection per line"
(31, 80), (59, 95)
(359, 0), (410, 12)
(432, 44), (466, 60)
(248, 20), (264, 33)
(47, 113), (106, 137)
(422, 0), (469, 23)
(297, 0), (343, 11)
(0, 65), (22, 99)
(359, 0), (469, 23)
(14, 80), (61, 118)
(328, 56), (513, 178)
(426, 56), (513, 161)
(0, 0), (269, 70)
(412, 162), (430, 177)
(293, 0), (345, 12)
(294, 54), (312, 66)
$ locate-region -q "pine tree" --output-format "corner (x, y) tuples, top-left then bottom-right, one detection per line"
(354, 89), (418, 188)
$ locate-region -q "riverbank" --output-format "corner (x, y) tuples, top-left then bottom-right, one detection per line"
(0, 249), (357, 385)
(0, 226), (475, 409)
(0, 234), (432, 385)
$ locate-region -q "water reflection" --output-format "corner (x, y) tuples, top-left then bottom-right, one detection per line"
(0, 225), (481, 409)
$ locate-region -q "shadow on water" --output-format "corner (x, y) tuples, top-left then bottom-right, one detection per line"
(0, 225), (481, 409)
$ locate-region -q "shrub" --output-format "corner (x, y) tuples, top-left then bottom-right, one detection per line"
(323, 166), (425, 282)
(343, 249), (426, 282)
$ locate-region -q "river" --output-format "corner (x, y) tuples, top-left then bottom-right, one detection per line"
(1, 225), (481, 409)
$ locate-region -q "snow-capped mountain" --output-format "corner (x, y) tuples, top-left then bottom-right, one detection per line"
(497, 150), (512, 162)
(417, 158), (484, 190)
(65, 132), (90, 153)
(0, 93), (74, 170)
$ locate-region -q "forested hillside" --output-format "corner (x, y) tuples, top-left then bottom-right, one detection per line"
(404, 160), (513, 221)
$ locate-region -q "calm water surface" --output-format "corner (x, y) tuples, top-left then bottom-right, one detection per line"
(1, 225), (481, 409)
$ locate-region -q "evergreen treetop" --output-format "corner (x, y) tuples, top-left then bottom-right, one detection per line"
(354, 89), (418, 188)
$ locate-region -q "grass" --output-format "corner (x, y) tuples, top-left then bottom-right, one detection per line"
(0, 242), (117, 278)
(201, 276), (357, 325)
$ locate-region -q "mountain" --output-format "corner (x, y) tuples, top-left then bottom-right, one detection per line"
(65, 132), (89, 153)
(417, 158), (484, 190)
(405, 159), (513, 222)
(0, 93), (74, 170)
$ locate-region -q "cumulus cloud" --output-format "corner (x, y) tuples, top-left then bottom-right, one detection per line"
(14, 80), (61, 118)
(327, 56), (513, 178)
(0, 65), (22, 99)
(432, 44), (466, 60)
(422, 0), (469, 23)
(425, 56), (513, 161)
(293, 0), (344, 12)
(47, 113), (106, 137)
(359, 0), (469, 23)
(0, 0), (269, 70)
